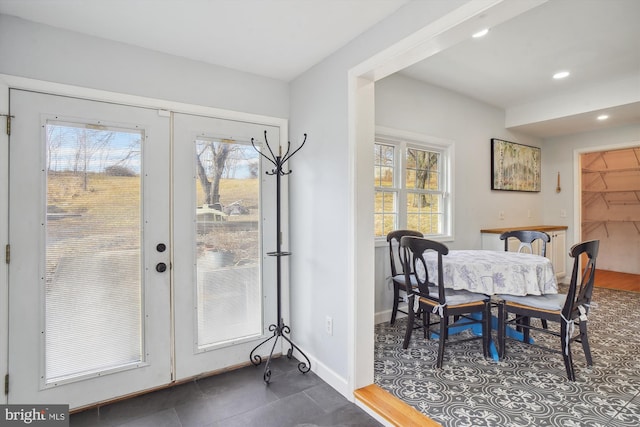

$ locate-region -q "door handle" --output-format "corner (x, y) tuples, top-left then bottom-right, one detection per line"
(156, 262), (167, 273)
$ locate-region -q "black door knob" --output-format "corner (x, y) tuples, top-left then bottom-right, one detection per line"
(156, 243), (166, 252)
(156, 262), (167, 273)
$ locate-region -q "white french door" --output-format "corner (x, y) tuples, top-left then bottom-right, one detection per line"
(8, 90), (172, 408)
(172, 113), (277, 379)
(7, 90), (278, 409)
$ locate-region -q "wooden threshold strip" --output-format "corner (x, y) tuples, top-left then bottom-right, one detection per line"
(354, 384), (441, 427)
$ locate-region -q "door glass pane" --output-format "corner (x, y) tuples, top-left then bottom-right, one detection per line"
(195, 138), (261, 348)
(45, 122), (143, 383)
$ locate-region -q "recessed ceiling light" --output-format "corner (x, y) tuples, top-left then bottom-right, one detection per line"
(553, 71), (570, 79)
(472, 28), (489, 38)
(597, 114), (609, 121)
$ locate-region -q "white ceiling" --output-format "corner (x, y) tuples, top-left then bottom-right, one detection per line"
(404, 0), (640, 109)
(1, 0), (639, 138)
(0, 0), (410, 81)
(399, 0), (640, 137)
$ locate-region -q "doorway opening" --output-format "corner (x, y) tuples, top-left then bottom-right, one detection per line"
(580, 146), (640, 292)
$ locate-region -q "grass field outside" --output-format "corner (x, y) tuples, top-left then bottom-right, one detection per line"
(374, 176), (442, 237)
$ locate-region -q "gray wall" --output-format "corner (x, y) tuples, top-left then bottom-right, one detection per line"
(0, 14), (289, 118)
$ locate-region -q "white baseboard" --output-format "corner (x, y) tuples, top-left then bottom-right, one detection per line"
(287, 307), (407, 409)
(289, 343), (350, 398)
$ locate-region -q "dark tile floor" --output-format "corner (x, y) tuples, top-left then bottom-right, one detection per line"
(70, 357), (382, 427)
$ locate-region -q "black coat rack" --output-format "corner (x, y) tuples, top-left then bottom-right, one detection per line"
(249, 131), (310, 383)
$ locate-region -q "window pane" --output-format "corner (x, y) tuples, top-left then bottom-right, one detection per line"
(374, 190), (397, 237)
(45, 122), (143, 383)
(374, 143), (394, 187)
(406, 148), (440, 190)
(375, 191), (396, 213)
(375, 213), (397, 237)
(378, 166), (394, 187)
(407, 193), (442, 235)
(406, 169), (416, 188)
(380, 145), (394, 166)
(427, 171), (439, 190)
(195, 138), (261, 348)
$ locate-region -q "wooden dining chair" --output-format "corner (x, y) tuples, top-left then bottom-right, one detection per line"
(497, 240), (599, 381)
(500, 230), (550, 256)
(500, 230), (551, 329)
(400, 236), (491, 368)
(386, 229), (424, 325)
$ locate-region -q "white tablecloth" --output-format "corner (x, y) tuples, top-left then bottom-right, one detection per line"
(422, 250), (557, 296)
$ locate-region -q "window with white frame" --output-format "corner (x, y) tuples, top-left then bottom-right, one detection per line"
(374, 129), (452, 239)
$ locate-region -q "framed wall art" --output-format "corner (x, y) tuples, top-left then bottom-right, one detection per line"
(491, 138), (541, 192)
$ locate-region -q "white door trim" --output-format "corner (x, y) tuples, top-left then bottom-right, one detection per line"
(0, 78), (9, 404)
(0, 74), (287, 130)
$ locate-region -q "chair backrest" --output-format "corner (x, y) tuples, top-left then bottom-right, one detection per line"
(563, 240), (599, 318)
(500, 230), (551, 257)
(400, 236), (449, 303)
(387, 230), (423, 277)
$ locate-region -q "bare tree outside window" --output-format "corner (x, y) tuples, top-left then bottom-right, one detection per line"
(407, 148), (439, 206)
(196, 140), (234, 205)
(193, 137), (261, 347)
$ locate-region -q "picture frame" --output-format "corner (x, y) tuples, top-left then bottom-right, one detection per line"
(491, 138), (541, 192)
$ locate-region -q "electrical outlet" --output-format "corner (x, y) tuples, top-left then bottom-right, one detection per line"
(560, 209), (567, 218)
(325, 316), (333, 336)
(499, 211), (505, 220)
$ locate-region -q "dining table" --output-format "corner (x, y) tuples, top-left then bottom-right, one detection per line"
(422, 249), (558, 296)
(421, 249), (558, 360)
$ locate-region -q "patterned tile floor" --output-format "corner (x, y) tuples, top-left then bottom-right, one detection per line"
(374, 287), (640, 427)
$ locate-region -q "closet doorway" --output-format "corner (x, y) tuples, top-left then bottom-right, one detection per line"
(580, 146), (640, 291)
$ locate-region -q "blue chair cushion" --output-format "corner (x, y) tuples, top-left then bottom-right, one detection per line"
(499, 293), (567, 311)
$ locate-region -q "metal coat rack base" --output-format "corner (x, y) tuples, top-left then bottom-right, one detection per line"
(248, 132), (310, 383)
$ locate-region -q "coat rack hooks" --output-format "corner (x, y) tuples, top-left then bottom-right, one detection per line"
(251, 131), (307, 176)
(248, 131), (310, 383)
